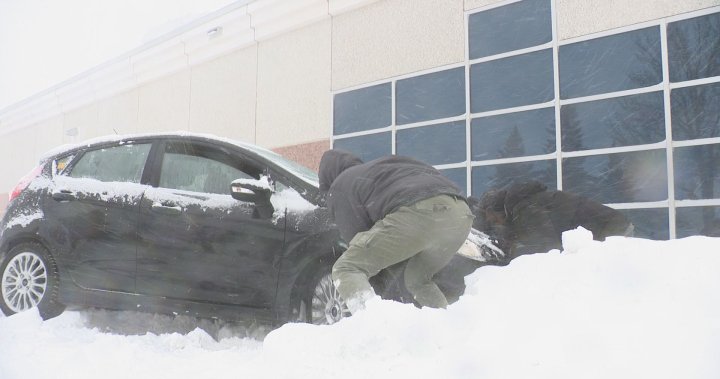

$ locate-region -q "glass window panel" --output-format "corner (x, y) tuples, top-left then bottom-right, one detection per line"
(671, 82), (720, 140)
(468, 0), (552, 59)
(559, 26), (662, 99)
(471, 160), (556, 197)
(396, 121), (466, 165)
(69, 144), (151, 183)
(472, 107), (555, 160)
(440, 168), (467, 196)
(332, 132), (392, 163)
(668, 12), (720, 82)
(676, 206), (720, 238)
(396, 67), (465, 125)
(561, 91), (665, 151)
(618, 208), (669, 240)
(333, 83), (391, 135)
(471, 49), (554, 113)
(674, 144), (720, 200)
(159, 153), (252, 195)
(562, 150), (667, 203)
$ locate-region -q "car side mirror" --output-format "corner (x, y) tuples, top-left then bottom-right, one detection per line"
(230, 179), (273, 203)
(231, 179), (275, 219)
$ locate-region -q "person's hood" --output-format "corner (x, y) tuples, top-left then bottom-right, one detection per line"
(318, 149), (363, 192)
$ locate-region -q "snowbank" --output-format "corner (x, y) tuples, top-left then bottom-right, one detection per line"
(1, 229), (719, 379)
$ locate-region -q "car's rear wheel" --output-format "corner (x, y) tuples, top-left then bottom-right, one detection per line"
(300, 272), (350, 325)
(0, 243), (64, 319)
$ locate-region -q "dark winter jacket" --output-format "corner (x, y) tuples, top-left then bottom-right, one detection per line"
(318, 149), (464, 243)
(471, 180), (633, 259)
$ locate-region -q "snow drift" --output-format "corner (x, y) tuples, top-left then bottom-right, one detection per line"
(1, 228), (719, 379)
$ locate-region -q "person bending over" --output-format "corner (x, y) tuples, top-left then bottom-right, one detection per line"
(318, 150), (474, 312)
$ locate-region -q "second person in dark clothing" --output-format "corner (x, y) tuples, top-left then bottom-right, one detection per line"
(471, 180), (634, 260)
(318, 150), (474, 312)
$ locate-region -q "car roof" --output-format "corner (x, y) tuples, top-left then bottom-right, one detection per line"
(40, 131), (320, 188)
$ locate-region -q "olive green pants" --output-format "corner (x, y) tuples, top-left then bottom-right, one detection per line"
(332, 195), (474, 310)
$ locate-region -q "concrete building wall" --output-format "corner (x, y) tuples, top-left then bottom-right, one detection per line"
(557, 0), (720, 39)
(97, 89), (141, 135)
(189, 48), (258, 142)
(138, 70), (192, 133)
(2, 0), (719, 221)
(256, 19), (331, 148)
(331, 0), (465, 90)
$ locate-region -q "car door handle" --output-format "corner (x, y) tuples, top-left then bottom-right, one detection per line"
(51, 189), (75, 202)
(151, 203), (183, 215)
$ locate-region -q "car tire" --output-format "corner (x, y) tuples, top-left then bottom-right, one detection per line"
(298, 271), (350, 325)
(0, 242), (65, 319)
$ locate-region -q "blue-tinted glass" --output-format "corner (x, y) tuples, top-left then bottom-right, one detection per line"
(618, 208), (669, 240)
(440, 168), (467, 196)
(471, 160), (556, 197)
(559, 26), (662, 99)
(562, 92), (665, 151)
(472, 107), (555, 160)
(676, 206), (720, 238)
(562, 150), (667, 203)
(674, 144), (720, 200)
(471, 49), (554, 113)
(333, 83), (391, 135)
(396, 121), (466, 165)
(668, 12), (720, 82)
(671, 82), (720, 140)
(468, 0), (552, 59)
(396, 67), (465, 125)
(332, 133), (391, 163)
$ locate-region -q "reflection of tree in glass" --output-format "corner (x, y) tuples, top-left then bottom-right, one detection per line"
(500, 126), (525, 158)
(492, 126), (528, 189)
(678, 145), (720, 232)
(667, 16), (720, 234)
(668, 13), (720, 82)
(608, 30), (667, 149)
(559, 106), (600, 198)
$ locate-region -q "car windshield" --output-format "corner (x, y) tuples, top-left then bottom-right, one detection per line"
(241, 145), (319, 188)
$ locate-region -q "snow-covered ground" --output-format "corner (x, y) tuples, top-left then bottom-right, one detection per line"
(1, 228), (719, 379)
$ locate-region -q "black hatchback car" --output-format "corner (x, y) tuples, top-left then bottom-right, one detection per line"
(0, 133), (476, 326)
(0, 133), (358, 324)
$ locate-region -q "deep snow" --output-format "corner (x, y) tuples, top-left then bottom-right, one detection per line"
(1, 228), (719, 379)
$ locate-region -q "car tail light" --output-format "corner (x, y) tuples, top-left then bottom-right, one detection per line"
(9, 164), (45, 203)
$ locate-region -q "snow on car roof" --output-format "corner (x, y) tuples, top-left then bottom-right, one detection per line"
(40, 131), (320, 187)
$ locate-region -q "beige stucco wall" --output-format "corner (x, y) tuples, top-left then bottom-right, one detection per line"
(1, 128), (37, 192)
(0, 117), (61, 217)
(97, 89), (140, 135)
(331, 0), (465, 91)
(464, 0), (506, 11)
(256, 19), (331, 148)
(138, 69), (191, 133)
(62, 103), (99, 143)
(557, 0), (720, 40)
(189, 48), (258, 143)
(34, 116), (65, 159)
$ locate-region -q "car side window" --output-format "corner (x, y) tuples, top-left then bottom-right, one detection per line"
(159, 142), (259, 195)
(67, 144), (151, 183)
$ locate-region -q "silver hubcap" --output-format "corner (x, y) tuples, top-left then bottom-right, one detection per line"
(310, 274), (350, 325)
(2, 252), (48, 313)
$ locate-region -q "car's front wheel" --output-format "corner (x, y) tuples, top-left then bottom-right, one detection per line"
(0, 242), (64, 319)
(297, 271), (350, 325)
